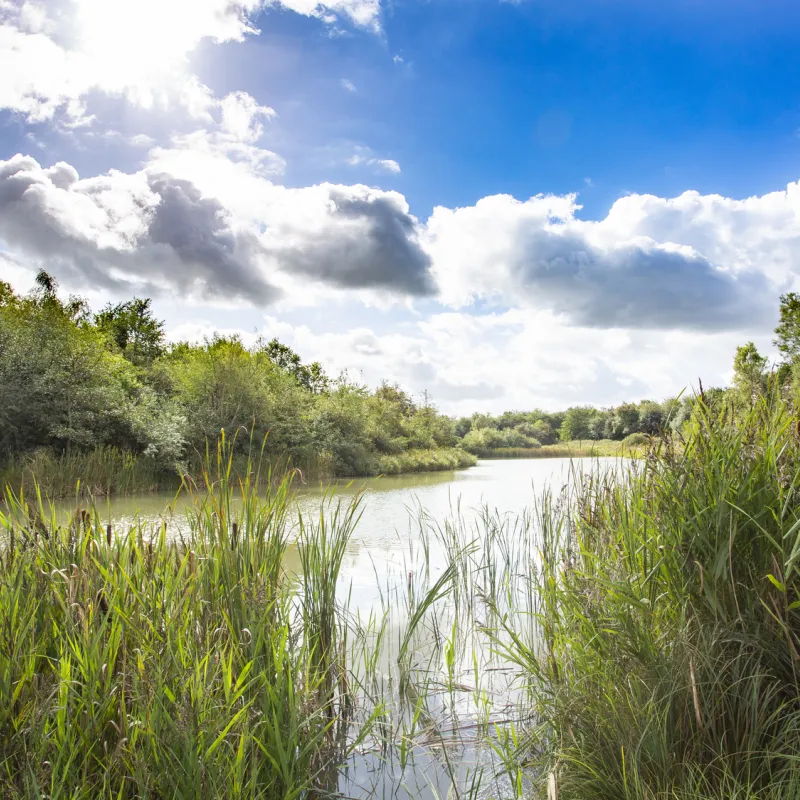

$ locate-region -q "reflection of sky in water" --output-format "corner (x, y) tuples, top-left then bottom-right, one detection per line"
(63, 458), (621, 613)
(55, 457), (626, 800)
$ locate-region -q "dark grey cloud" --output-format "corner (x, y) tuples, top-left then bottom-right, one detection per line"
(512, 228), (774, 331)
(0, 155), (279, 303)
(147, 175), (274, 303)
(0, 155), (436, 304)
(271, 188), (435, 296)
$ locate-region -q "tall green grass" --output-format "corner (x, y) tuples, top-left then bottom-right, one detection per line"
(0, 439), (378, 799)
(376, 447), (477, 475)
(0, 446), (170, 499)
(494, 393), (800, 798)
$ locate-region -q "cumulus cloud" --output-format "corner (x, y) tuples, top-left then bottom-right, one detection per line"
(427, 191), (784, 331)
(0, 154), (278, 301)
(265, 187), (433, 294)
(0, 153), (434, 301)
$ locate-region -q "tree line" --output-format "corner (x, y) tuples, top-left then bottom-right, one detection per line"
(3, 271), (799, 490)
(0, 273), (469, 487)
(453, 293), (800, 453)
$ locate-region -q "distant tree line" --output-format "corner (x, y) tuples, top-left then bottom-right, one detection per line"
(454, 398), (675, 453)
(455, 292), (800, 454)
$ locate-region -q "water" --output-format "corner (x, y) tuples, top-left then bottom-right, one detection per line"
(60, 457), (623, 798)
(75, 457), (617, 610)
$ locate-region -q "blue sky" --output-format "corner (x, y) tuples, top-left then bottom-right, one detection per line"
(2, 0), (800, 413)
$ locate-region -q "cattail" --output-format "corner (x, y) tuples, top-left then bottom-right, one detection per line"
(547, 771), (558, 800)
(232, 521), (238, 546)
(689, 656), (703, 731)
(106, 523), (112, 547)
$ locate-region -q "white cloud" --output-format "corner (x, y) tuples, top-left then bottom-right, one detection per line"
(426, 190), (785, 330)
(4, 137), (800, 334)
(0, 151), (433, 302)
(270, 0), (381, 31)
(0, 0), (262, 123)
(375, 158), (401, 173)
(340, 78), (357, 93)
(347, 147), (401, 174)
(0, 0), (382, 124)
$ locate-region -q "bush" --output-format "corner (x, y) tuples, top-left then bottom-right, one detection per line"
(622, 431), (649, 447)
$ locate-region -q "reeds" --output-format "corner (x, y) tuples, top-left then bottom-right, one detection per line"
(0, 440), (370, 798)
(495, 391), (800, 798)
(0, 446), (169, 499)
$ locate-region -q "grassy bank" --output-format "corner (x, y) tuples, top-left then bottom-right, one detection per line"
(473, 437), (646, 459)
(0, 444), (477, 499)
(376, 446), (477, 474)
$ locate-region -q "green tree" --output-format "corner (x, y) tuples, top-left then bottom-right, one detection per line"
(95, 298), (165, 366)
(0, 286), (136, 454)
(560, 406), (596, 442)
(774, 292), (800, 361)
(259, 338), (328, 394)
(638, 401), (665, 435)
(732, 342), (767, 405)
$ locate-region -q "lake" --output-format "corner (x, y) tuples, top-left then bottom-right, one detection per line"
(75, 457), (620, 613)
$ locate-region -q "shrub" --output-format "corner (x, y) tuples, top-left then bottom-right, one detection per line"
(622, 431), (649, 447)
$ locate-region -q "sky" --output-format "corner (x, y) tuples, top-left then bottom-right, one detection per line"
(2, 0), (800, 415)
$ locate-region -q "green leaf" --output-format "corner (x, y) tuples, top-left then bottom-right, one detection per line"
(766, 574), (786, 593)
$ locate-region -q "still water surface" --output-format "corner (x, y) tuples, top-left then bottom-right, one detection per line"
(81, 457), (618, 612)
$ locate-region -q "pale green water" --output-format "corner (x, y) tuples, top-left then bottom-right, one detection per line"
(63, 457), (621, 611)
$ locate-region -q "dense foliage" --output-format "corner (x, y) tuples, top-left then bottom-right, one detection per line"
(455, 397), (685, 454)
(0, 274), (472, 493)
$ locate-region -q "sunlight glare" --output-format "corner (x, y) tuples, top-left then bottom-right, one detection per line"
(73, 0), (257, 97)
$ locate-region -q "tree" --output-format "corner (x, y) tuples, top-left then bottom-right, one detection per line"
(95, 298), (165, 366)
(34, 269), (58, 301)
(560, 406), (595, 442)
(638, 401), (665, 435)
(0, 291), (136, 454)
(260, 338), (328, 394)
(774, 292), (800, 361)
(732, 342), (767, 405)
